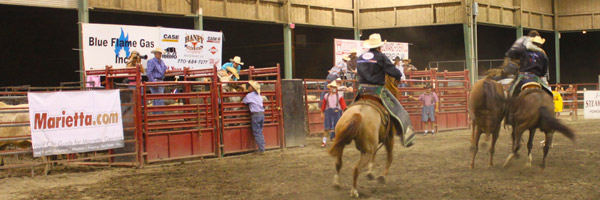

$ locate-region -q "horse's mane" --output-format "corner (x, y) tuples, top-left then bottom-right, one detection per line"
(384, 75), (401, 99)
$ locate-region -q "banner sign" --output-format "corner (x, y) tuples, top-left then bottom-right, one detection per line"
(28, 90), (124, 157)
(334, 38), (409, 64)
(584, 90), (600, 119)
(82, 23), (222, 71)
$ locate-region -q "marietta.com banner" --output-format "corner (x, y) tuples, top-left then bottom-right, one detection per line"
(27, 90), (124, 157)
(334, 38), (409, 64)
(82, 23), (222, 70)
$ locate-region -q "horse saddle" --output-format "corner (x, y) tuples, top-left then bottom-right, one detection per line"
(354, 85), (414, 147)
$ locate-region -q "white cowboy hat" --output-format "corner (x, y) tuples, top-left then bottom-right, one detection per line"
(531, 36), (546, 45)
(349, 48), (357, 54)
(151, 47), (166, 54)
(364, 33), (386, 48)
(342, 55), (351, 61)
(230, 56), (244, 65)
(248, 80), (261, 94)
(402, 58), (412, 62)
(327, 81), (339, 88)
(225, 66), (240, 80)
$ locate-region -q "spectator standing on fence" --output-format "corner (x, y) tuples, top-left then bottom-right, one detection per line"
(243, 80), (266, 154)
(552, 86), (563, 116)
(147, 47), (168, 107)
(320, 81), (347, 147)
(346, 49), (358, 80)
(408, 85), (439, 135)
(222, 56), (244, 81)
(565, 84), (576, 116)
(329, 55), (350, 80)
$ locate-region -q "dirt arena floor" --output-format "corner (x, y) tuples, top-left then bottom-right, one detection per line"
(1, 119), (599, 200)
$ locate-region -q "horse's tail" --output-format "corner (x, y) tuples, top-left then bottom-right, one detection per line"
(329, 113), (362, 157)
(539, 106), (576, 141)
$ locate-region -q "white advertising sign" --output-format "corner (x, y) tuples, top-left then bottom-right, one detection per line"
(334, 38), (409, 64)
(584, 90), (600, 119)
(82, 23), (159, 70)
(159, 28), (223, 71)
(28, 90), (124, 157)
(82, 23), (223, 71)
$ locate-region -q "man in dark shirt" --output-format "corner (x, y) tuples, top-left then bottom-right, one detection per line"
(505, 30), (552, 97)
(356, 33), (414, 147)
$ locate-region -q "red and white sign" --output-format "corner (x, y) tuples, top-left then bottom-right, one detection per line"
(334, 38), (409, 64)
(27, 90), (124, 157)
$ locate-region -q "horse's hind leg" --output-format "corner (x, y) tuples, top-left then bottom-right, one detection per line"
(333, 150), (343, 189)
(378, 138), (394, 184)
(351, 153), (372, 198)
(470, 124), (482, 169)
(526, 128), (536, 167)
(489, 128), (500, 167)
(541, 131), (554, 169)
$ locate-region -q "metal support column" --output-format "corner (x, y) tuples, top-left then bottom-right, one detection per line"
(463, 23), (475, 85)
(78, 0), (89, 88)
(283, 25), (293, 79)
(194, 8), (203, 30)
(555, 31), (560, 83)
(354, 29), (360, 40)
(516, 26), (523, 38)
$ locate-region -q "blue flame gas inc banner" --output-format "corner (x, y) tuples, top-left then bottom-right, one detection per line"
(82, 23), (222, 70)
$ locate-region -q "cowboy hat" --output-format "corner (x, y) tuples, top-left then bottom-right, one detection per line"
(402, 58), (412, 62)
(349, 48), (357, 54)
(151, 47), (166, 54)
(364, 33), (386, 48)
(424, 84), (433, 89)
(248, 80), (261, 94)
(531, 36), (546, 45)
(327, 81), (339, 88)
(230, 56), (244, 65)
(225, 66), (240, 80)
(342, 55), (351, 61)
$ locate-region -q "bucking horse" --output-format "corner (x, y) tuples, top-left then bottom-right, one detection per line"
(328, 75), (413, 198)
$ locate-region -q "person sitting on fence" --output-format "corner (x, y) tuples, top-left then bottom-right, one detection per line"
(320, 81), (347, 147)
(552, 86), (563, 117)
(402, 58), (417, 78)
(328, 55), (350, 80)
(408, 84), (439, 135)
(394, 56), (407, 88)
(221, 56), (244, 81)
(243, 80), (266, 154)
(147, 47), (168, 108)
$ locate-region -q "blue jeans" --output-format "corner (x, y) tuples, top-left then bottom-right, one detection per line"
(421, 105), (435, 122)
(324, 108), (342, 130)
(251, 113), (266, 152)
(149, 86), (164, 106)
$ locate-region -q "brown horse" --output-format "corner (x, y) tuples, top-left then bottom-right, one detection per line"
(503, 88), (576, 168)
(328, 75), (402, 198)
(468, 69), (506, 169)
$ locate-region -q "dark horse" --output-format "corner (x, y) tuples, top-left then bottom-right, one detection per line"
(469, 69), (506, 169)
(329, 75), (403, 198)
(503, 88), (576, 168)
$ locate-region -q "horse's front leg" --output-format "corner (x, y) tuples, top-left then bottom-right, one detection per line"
(366, 156), (376, 180)
(378, 138), (394, 184)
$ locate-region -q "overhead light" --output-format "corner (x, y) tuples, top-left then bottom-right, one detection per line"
(583, 30), (587, 34)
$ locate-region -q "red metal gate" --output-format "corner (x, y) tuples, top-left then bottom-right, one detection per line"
(142, 68), (220, 163)
(219, 66), (284, 155)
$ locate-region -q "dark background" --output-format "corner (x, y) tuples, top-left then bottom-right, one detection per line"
(1, 4), (597, 86)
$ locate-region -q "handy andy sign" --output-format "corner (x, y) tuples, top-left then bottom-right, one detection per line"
(584, 90), (600, 119)
(334, 38), (409, 64)
(82, 23), (222, 70)
(27, 90), (124, 157)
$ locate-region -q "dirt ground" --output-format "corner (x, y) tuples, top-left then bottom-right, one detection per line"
(1, 119), (599, 200)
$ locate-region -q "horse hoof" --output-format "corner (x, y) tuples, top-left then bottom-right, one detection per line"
(525, 163), (532, 168)
(350, 189), (359, 198)
(366, 173), (375, 180)
(377, 176), (386, 184)
(333, 184), (341, 190)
